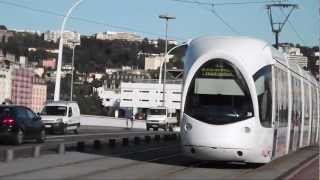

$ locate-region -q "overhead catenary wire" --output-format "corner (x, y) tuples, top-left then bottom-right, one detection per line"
(189, 0), (240, 34)
(0, 0), (186, 41)
(170, 0), (282, 6)
(279, 8), (306, 45)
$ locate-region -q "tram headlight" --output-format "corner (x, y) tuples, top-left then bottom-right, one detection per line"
(185, 123), (192, 131)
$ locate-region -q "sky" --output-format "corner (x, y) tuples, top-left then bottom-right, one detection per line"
(0, 0), (318, 47)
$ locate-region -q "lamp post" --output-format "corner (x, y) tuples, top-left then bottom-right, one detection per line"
(70, 41), (79, 101)
(54, 0), (83, 101)
(158, 42), (188, 84)
(159, 14), (175, 107)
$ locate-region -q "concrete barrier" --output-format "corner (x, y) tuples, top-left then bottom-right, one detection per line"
(0, 132), (180, 163)
(93, 140), (102, 149)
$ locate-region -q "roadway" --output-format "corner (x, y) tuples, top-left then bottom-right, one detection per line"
(0, 138), (259, 179)
(0, 125), (318, 179)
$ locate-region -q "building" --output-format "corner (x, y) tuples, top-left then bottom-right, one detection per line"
(19, 56), (28, 67)
(280, 45), (308, 69)
(0, 50), (15, 62)
(44, 30), (80, 47)
(42, 58), (56, 69)
(31, 76), (47, 112)
(144, 53), (173, 70)
(144, 54), (163, 70)
(0, 60), (14, 104)
(97, 78), (183, 116)
(95, 31), (142, 42)
(96, 86), (120, 107)
(11, 68), (34, 107)
(120, 80), (182, 112)
(0, 29), (14, 43)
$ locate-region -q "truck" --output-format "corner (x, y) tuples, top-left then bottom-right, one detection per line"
(146, 107), (178, 131)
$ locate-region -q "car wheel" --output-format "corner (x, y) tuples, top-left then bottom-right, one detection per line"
(36, 129), (46, 143)
(13, 129), (24, 145)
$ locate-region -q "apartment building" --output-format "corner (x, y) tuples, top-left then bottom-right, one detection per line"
(96, 31), (142, 42)
(31, 76), (47, 112)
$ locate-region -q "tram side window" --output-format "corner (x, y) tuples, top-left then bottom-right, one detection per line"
(275, 67), (289, 127)
(304, 83), (310, 128)
(291, 76), (302, 129)
(253, 65), (272, 128)
(311, 86), (318, 143)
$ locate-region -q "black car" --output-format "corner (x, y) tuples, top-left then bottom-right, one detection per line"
(0, 105), (46, 145)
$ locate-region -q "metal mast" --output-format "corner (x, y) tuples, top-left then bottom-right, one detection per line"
(266, 3), (298, 49)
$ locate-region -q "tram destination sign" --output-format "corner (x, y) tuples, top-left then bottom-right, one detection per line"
(200, 67), (234, 78)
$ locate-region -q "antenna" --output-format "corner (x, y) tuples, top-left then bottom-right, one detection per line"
(266, 3), (298, 49)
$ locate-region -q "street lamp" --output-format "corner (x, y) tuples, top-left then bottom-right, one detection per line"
(158, 42), (189, 84)
(69, 40), (79, 101)
(159, 14), (176, 107)
(54, 0), (83, 101)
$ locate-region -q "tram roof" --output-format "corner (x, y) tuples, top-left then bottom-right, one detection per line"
(185, 36), (318, 87)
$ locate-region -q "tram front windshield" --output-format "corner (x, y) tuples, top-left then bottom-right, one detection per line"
(184, 59), (254, 125)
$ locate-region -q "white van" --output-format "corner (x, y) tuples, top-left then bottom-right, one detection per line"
(146, 107), (178, 131)
(40, 101), (81, 134)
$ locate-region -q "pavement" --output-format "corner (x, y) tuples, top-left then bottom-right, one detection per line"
(239, 145), (319, 180)
(0, 144), (318, 179)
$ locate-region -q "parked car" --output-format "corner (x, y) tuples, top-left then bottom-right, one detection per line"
(40, 101), (81, 134)
(0, 105), (46, 145)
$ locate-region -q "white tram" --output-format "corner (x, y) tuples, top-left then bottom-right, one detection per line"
(180, 36), (320, 163)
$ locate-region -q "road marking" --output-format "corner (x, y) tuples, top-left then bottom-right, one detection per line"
(46, 131), (165, 139)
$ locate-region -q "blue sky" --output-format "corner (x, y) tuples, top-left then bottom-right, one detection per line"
(0, 0), (318, 46)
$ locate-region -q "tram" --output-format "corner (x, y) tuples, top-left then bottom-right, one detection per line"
(180, 36), (320, 163)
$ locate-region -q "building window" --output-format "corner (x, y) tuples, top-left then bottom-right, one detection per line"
(140, 90), (149, 93)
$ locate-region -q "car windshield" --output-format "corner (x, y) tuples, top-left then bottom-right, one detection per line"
(149, 109), (166, 115)
(41, 106), (67, 116)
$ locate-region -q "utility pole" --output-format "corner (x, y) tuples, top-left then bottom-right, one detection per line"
(159, 14), (176, 108)
(266, 3), (298, 49)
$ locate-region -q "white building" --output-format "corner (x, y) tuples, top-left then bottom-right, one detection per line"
(97, 79), (183, 115)
(44, 30), (80, 47)
(120, 80), (182, 114)
(96, 31), (142, 42)
(19, 56), (27, 67)
(280, 45), (308, 69)
(96, 86), (121, 107)
(0, 62), (14, 103)
(144, 54), (172, 70)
